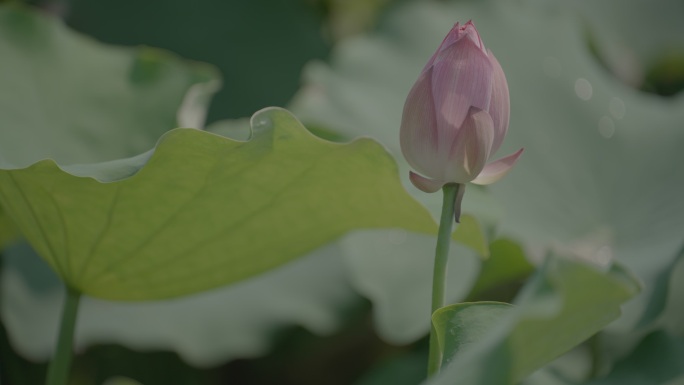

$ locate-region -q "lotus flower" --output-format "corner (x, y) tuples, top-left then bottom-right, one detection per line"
(400, 21), (523, 193)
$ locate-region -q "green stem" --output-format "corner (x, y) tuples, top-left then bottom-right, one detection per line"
(427, 184), (460, 377)
(46, 286), (81, 385)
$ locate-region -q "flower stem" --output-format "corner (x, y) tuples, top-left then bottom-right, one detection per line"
(46, 285), (81, 385)
(427, 183), (460, 377)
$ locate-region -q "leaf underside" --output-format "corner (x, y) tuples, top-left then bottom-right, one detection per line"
(0, 108), (436, 300)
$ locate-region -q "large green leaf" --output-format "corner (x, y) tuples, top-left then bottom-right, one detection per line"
(290, 0), (684, 333)
(432, 302), (513, 367)
(0, 107), (435, 300)
(0, 207), (19, 248)
(426, 256), (640, 385)
(0, 4), (219, 168)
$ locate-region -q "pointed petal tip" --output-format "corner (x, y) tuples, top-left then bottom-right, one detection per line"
(470, 148), (524, 185)
(409, 171), (444, 193)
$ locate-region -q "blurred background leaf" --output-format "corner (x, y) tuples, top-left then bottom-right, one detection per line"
(1, 239), (358, 368)
(102, 377), (144, 385)
(466, 239), (534, 302)
(565, 0), (684, 94)
(341, 229), (481, 344)
(660, 251), (684, 336)
(428, 257), (640, 385)
(0, 4), (219, 169)
(57, 0), (330, 122)
(585, 331), (684, 385)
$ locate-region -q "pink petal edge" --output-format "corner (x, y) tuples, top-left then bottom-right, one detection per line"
(431, 37), (493, 137)
(445, 108), (495, 183)
(400, 68), (440, 178)
(471, 148), (524, 185)
(486, 50), (510, 155)
(409, 171), (445, 193)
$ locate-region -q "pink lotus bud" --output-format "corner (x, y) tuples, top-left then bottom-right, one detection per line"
(400, 21), (523, 193)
